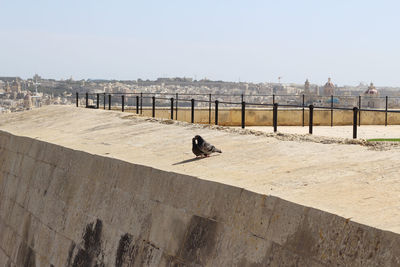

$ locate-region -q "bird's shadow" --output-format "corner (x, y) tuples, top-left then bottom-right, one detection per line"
(172, 154), (220, 166)
(172, 157), (205, 165)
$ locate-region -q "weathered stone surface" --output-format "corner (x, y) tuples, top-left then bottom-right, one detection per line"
(1, 109), (400, 266)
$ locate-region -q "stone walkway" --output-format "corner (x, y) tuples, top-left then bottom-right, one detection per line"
(244, 125), (400, 140)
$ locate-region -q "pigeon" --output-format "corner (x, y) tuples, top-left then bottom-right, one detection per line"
(192, 137), (203, 157)
(194, 135), (222, 157)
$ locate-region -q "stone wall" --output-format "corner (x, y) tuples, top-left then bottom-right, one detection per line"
(0, 131), (399, 266)
(123, 107), (400, 126)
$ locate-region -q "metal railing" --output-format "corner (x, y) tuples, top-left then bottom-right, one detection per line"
(76, 92), (400, 139)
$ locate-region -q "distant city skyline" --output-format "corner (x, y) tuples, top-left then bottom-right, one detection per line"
(0, 75), (393, 89)
(1, 0), (400, 87)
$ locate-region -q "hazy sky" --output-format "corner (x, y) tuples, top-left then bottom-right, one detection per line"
(1, 0), (400, 86)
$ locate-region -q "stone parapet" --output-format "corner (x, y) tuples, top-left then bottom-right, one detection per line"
(0, 131), (399, 266)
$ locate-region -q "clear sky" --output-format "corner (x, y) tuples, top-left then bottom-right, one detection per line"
(1, 0), (399, 86)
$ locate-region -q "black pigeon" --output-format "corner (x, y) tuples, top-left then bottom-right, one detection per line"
(192, 137), (203, 157)
(194, 135), (222, 157)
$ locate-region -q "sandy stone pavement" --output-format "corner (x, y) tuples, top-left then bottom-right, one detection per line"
(245, 125), (400, 140)
(1, 105), (400, 234)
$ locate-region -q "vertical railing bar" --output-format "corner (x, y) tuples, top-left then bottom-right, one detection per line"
(302, 94), (305, 127)
(241, 101), (245, 129)
(152, 96), (155, 117)
(175, 93), (178, 120)
(331, 95), (333, 127)
(353, 107), (358, 139)
(136, 95), (139, 114)
(170, 98), (174, 120)
(309, 105), (314, 134)
(140, 92), (143, 114)
(358, 95), (361, 126)
(208, 93), (212, 124)
(273, 103), (278, 132)
(385, 96), (388, 126)
(215, 100), (219, 125)
(191, 99), (195, 123)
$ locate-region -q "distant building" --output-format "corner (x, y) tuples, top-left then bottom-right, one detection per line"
(31, 95), (42, 108)
(304, 79), (310, 94)
(364, 82), (378, 95)
(11, 79), (21, 93)
(303, 79), (314, 104)
(363, 82), (382, 108)
(0, 76), (21, 83)
(23, 93), (32, 109)
(323, 78), (335, 96)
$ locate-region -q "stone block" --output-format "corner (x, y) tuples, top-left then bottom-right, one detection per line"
(265, 197), (308, 246)
(151, 172), (197, 212)
(210, 224), (273, 266)
(49, 233), (74, 267)
(34, 223), (54, 263)
(30, 161), (54, 193)
(62, 206), (92, 244)
(148, 202), (192, 256)
(114, 162), (147, 196)
(107, 188), (135, 231)
(232, 191), (277, 239)
(123, 195), (156, 241)
(40, 194), (68, 233)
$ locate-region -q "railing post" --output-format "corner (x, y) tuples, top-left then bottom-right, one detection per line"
(108, 94), (111, 110)
(175, 93), (178, 120)
(331, 95), (333, 127)
(170, 98), (174, 120)
(121, 95), (125, 112)
(385, 96), (388, 126)
(241, 94), (244, 103)
(309, 105), (314, 134)
(273, 103), (278, 132)
(103, 93), (106, 110)
(85, 92), (88, 108)
(241, 101), (245, 129)
(136, 95), (139, 114)
(302, 94), (305, 127)
(208, 93), (212, 124)
(215, 100), (219, 125)
(140, 92), (143, 114)
(273, 94), (275, 105)
(96, 93), (99, 109)
(152, 96), (155, 117)
(191, 99), (195, 123)
(76, 92), (79, 107)
(353, 107), (358, 139)
(358, 95), (361, 126)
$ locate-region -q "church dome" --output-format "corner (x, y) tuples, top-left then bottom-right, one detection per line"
(323, 78), (335, 95)
(364, 82), (378, 95)
(324, 78), (334, 88)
